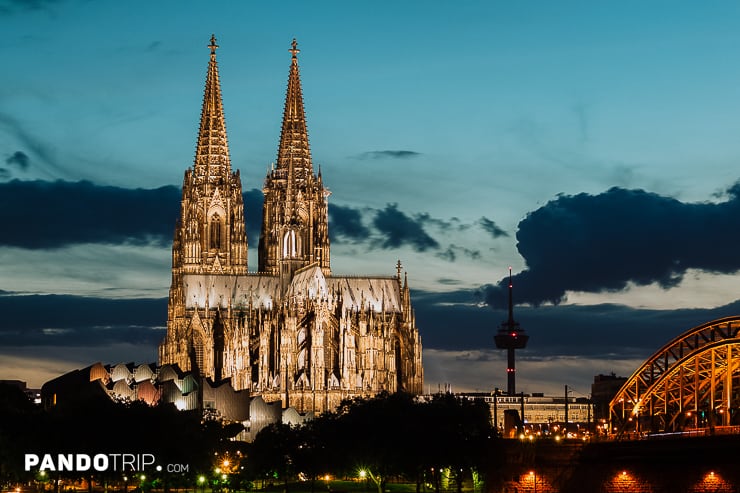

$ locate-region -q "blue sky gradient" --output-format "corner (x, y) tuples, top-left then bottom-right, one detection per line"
(3, 0), (740, 396)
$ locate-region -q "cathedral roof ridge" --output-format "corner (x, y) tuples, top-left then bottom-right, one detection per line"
(292, 262), (324, 276)
(327, 274), (399, 280)
(194, 34), (231, 179)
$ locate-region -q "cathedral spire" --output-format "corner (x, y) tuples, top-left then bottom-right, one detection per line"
(194, 34), (231, 178)
(276, 38), (312, 180)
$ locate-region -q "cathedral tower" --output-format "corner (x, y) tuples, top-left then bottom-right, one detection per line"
(160, 37), (423, 414)
(258, 39), (331, 282)
(159, 36), (248, 378)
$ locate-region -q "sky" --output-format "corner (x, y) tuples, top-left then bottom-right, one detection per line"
(3, 0), (740, 398)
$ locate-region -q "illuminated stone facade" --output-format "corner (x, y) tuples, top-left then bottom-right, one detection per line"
(159, 37), (423, 414)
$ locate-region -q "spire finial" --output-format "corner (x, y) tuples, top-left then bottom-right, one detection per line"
(209, 34), (219, 56)
(290, 38), (300, 59)
(396, 260), (402, 280)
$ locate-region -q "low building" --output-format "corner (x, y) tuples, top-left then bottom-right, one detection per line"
(460, 392), (593, 438)
(41, 362), (312, 441)
(591, 373), (627, 423)
(0, 379), (41, 405)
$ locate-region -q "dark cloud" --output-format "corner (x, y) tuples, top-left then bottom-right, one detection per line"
(484, 184), (740, 307)
(329, 203), (370, 240)
(436, 244), (481, 262)
(478, 217), (508, 239)
(4, 284), (736, 395)
(5, 150), (29, 169)
(0, 180), (478, 258)
(353, 150), (421, 160)
(413, 287), (740, 359)
(372, 203), (439, 251)
(0, 180), (180, 249)
(415, 212), (455, 232)
(0, 181), (270, 250)
(243, 188), (263, 243)
(436, 278), (462, 286)
(0, 293), (166, 346)
(328, 204), (504, 259)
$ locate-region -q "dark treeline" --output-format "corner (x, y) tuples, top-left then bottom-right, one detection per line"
(246, 392), (499, 493)
(1, 386), (499, 493)
(0, 384), (240, 492)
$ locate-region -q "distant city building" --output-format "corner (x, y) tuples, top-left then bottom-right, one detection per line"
(0, 380), (41, 405)
(591, 373), (627, 423)
(158, 37), (423, 414)
(462, 392), (593, 437)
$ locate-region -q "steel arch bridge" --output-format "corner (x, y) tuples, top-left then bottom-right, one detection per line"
(609, 316), (740, 436)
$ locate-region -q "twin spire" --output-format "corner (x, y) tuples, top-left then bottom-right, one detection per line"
(276, 38), (313, 180)
(194, 35), (231, 178)
(194, 36), (313, 182)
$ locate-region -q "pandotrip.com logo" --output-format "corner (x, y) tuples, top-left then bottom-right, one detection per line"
(25, 453), (169, 473)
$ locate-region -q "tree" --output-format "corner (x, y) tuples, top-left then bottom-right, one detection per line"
(422, 394), (494, 493)
(247, 423), (298, 491)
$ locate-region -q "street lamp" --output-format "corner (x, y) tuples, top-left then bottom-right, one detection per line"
(529, 470), (537, 493)
(198, 475), (206, 493)
(37, 470), (47, 492)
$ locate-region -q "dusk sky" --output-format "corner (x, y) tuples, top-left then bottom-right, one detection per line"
(3, 0), (740, 398)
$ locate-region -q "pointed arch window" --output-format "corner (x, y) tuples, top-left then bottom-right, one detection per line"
(193, 332), (205, 376)
(283, 229), (297, 258)
(210, 213), (222, 250)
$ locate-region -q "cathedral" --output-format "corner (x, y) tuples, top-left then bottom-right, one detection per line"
(158, 37), (423, 414)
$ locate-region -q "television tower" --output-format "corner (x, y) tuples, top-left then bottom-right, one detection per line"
(494, 268), (529, 395)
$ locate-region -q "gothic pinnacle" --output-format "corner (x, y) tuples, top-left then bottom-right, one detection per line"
(276, 38), (312, 179)
(194, 34), (231, 178)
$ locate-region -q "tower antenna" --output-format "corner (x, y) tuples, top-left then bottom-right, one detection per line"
(494, 268), (529, 395)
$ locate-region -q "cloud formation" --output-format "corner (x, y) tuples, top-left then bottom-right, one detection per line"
(0, 292), (166, 346)
(479, 217), (508, 238)
(414, 288), (740, 357)
(0, 181), (268, 250)
(243, 188), (264, 242)
(5, 150), (29, 169)
(329, 203), (370, 240)
(329, 203), (508, 259)
(0, 179), (509, 267)
(484, 184), (740, 307)
(373, 203), (439, 251)
(435, 244), (481, 262)
(353, 150), (421, 160)
(0, 180), (180, 248)
(1, 150), (31, 179)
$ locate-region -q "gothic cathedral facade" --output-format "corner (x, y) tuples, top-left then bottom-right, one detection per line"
(158, 37), (423, 414)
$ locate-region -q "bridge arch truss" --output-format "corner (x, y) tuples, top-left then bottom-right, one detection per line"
(609, 316), (740, 435)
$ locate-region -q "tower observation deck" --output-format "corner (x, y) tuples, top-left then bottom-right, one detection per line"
(494, 268), (529, 395)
